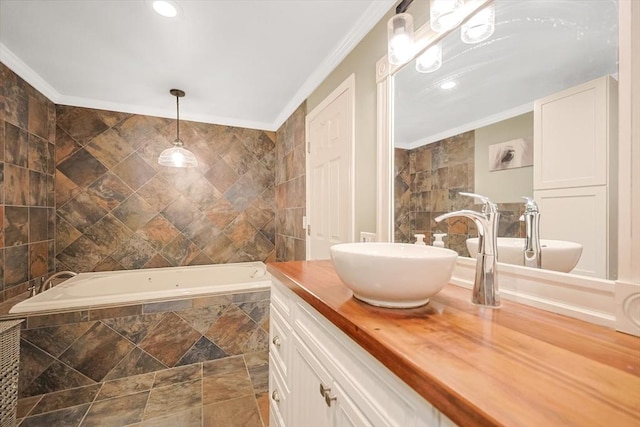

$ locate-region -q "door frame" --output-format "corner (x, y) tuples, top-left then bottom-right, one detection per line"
(305, 74), (356, 259)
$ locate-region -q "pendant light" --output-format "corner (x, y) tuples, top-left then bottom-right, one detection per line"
(158, 89), (198, 168)
(387, 13), (415, 65)
(430, 0), (464, 33)
(461, 3), (495, 44)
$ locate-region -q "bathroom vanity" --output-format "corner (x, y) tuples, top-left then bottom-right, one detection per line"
(267, 260), (639, 427)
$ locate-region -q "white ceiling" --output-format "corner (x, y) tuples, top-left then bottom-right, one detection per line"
(394, 0), (619, 148)
(0, 0), (394, 131)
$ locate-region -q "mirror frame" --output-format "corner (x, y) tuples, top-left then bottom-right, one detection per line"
(376, 0), (639, 334)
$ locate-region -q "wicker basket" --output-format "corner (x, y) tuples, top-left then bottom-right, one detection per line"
(0, 320), (22, 427)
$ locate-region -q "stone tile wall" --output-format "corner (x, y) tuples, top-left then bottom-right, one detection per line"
(15, 289), (270, 426)
(55, 105), (276, 272)
(395, 131), (525, 256)
(275, 103), (306, 261)
(0, 63), (56, 303)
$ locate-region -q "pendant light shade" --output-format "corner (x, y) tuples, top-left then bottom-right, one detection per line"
(461, 4), (495, 44)
(430, 0), (464, 33)
(158, 89), (198, 168)
(387, 13), (415, 65)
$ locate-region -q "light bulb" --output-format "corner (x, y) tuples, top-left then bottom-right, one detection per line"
(415, 43), (442, 73)
(388, 13), (415, 65)
(461, 4), (495, 44)
(171, 150), (185, 166)
(430, 0), (464, 33)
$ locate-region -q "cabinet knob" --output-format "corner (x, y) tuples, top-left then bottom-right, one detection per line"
(319, 383), (331, 397)
(272, 335), (281, 347)
(319, 384), (337, 407)
(324, 392), (337, 407)
(271, 389), (280, 403)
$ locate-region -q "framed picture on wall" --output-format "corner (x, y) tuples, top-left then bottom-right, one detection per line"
(488, 137), (533, 171)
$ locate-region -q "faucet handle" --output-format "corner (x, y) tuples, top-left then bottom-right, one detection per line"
(521, 196), (539, 213)
(459, 192), (498, 213)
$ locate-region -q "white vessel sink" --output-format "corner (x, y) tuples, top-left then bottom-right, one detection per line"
(330, 243), (458, 308)
(466, 237), (583, 273)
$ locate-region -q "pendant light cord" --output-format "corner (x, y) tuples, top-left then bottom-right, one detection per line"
(176, 94), (180, 142)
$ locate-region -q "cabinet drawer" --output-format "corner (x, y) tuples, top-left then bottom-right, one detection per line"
(270, 304), (291, 380)
(269, 353), (289, 427)
(270, 279), (292, 320)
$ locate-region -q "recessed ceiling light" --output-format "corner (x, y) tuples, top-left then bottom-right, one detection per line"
(152, 0), (179, 18)
(440, 81), (457, 90)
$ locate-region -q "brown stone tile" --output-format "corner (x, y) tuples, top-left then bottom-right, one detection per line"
(30, 383), (100, 415)
(23, 358), (95, 398)
(80, 391), (148, 427)
(112, 193), (157, 232)
(177, 337), (227, 366)
(18, 339), (56, 396)
(135, 407), (202, 427)
(85, 128), (135, 168)
(112, 153), (157, 191)
(55, 215), (81, 253)
(152, 364), (201, 388)
(110, 234), (157, 269)
(27, 310), (89, 329)
(5, 122), (29, 167)
(205, 305), (260, 355)
(55, 125), (83, 164)
(96, 372), (155, 401)
(143, 254), (173, 268)
(177, 175), (221, 211)
(56, 106), (110, 145)
(205, 158), (240, 193)
(139, 312), (201, 367)
(202, 365), (253, 405)
(84, 213), (133, 255)
(89, 304), (141, 321)
(238, 300), (269, 325)
(188, 251), (214, 266)
(143, 379), (202, 420)
(28, 134), (49, 173)
(101, 312), (165, 344)
(57, 236), (106, 272)
(245, 196), (275, 230)
(28, 94), (50, 139)
(29, 207), (48, 243)
(55, 169), (81, 207)
(4, 205), (28, 246)
(4, 163), (29, 205)
(202, 234), (238, 263)
(203, 197), (238, 229)
(60, 322), (136, 382)
(22, 321), (93, 358)
(142, 299), (192, 314)
(114, 114), (165, 151)
(256, 392), (269, 427)
(225, 175), (259, 211)
(57, 148), (108, 189)
(232, 290), (270, 304)
(161, 195), (201, 231)
(192, 294), (233, 308)
(29, 170), (48, 206)
(19, 403), (90, 427)
(16, 395), (42, 419)
(57, 191), (108, 233)
(248, 364), (268, 394)
(176, 305), (229, 334)
(92, 257), (126, 272)
(160, 234), (199, 266)
(93, 110), (131, 128)
(222, 138), (258, 176)
(0, 122), (4, 163)
(87, 172), (134, 211)
(136, 174), (181, 211)
(136, 214), (180, 250)
(202, 395), (262, 427)
(29, 242), (48, 278)
(104, 348), (167, 381)
(4, 244), (29, 287)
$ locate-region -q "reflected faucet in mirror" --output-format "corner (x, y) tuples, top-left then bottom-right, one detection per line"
(520, 196), (541, 269)
(435, 192), (500, 307)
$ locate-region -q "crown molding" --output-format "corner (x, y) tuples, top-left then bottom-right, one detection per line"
(0, 43), (61, 103)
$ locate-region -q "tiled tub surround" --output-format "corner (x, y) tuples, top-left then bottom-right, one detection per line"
(394, 131), (525, 255)
(10, 289), (270, 427)
(275, 103), (306, 261)
(55, 104), (277, 272)
(1, 63), (56, 303)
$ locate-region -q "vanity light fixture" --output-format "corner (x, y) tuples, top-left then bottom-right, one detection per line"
(152, 0), (179, 18)
(415, 43), (442, 73)
(430, 0), (465, 33)
(387, 13), (415, 65)
(157, 89), (198, 168)
(461, 3), (495, 43)
(440, 81), (457, 89)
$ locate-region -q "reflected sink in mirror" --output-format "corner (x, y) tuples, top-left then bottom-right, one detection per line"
(466, 237), (582, 273)
(330, 243), (458, 308)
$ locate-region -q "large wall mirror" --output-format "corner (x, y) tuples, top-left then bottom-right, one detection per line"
(390, 0), (619, 280)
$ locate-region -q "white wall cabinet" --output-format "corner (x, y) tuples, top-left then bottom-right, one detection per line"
(533, 75), (618, 278)
(269, 278), (453, 427)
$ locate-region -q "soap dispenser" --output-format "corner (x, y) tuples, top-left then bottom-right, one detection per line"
(414, 234), (426, 245)
(432, 233), (446, 248)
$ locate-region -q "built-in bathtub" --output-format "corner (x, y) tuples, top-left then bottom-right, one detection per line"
(10, 261), (270, 314)
(6, 262), (272, 419)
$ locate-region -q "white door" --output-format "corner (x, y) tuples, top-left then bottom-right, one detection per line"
(306, 75), (355, 259)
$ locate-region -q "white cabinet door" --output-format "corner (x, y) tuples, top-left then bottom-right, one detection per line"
(332, 382), (374, 427)
(291, 334), (334, 427)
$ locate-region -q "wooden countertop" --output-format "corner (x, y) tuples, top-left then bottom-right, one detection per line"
(267, 260), (640, 427)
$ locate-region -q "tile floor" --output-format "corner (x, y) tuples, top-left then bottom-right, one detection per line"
(16, 354), (269, 427)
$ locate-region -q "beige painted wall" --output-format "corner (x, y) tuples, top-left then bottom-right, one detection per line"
(474, 112), (534, 203)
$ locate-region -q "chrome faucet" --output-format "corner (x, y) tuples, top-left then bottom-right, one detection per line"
(29, 271), (78, 297)
(435, 192), (500, 307)
(520, 197), (541, 269)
